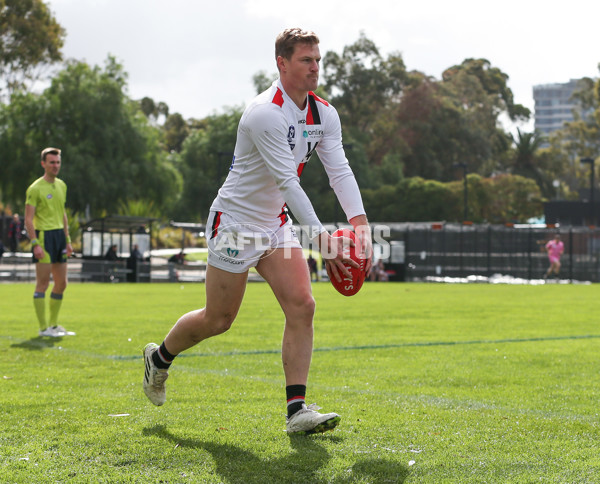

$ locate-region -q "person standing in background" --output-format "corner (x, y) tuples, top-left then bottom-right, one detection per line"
(544, 233), (564, 280)
(25, 147), (75, 337)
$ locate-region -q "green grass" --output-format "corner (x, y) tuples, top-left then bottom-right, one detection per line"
(1, 282), (600, 483)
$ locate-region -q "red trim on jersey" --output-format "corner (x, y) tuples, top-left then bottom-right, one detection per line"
(306, 104), (315, 125)
(297, 162), (306, 177)
(278, 204), (289, 227)
(272, 88), (284, 107)
(210, 211), (222, 239)
(308, 91), (329, 106)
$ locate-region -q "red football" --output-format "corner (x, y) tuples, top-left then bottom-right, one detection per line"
(328, 228), (366, 296)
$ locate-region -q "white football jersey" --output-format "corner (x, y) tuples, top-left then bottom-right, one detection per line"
(210, 79), (365, 237)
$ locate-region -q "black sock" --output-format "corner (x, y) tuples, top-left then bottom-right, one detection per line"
(286, 384), (306, 418)
(152, 341), (176, 369)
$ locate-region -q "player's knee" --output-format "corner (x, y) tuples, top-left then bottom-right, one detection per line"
(36, 280), (50, 293)
(289, 293), (316, 322)
(208, 312), (237, 336)
(55, 280), (68, 293)
(304, 294), (316, 316)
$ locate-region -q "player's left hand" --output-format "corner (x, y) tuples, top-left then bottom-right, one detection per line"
(354, 224), (372, 277)
(66, 243), (73, 258)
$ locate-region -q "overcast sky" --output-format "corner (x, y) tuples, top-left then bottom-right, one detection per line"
(45, 0), (599, 130)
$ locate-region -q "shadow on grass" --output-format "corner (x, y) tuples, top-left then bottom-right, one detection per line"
(10, 336), (63, 351)
(350, 457), (410, 483)
(143, 424), (408, 483)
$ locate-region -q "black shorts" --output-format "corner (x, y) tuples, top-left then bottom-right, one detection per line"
(33, 229), (68, 264)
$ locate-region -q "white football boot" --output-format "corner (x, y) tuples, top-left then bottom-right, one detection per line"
(39, 327), (60, 337)
(286, 403), (341, 434)
(143, 343), (169, 406)
(39, 325), (75, 337)
(53, 325), (76, 336)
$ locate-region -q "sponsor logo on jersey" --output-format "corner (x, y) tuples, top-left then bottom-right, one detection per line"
(303, 128), (324, 139)
(287, 125), (296, 150)
(47, 194), (53, 199)
(226, 248), (239, 258)
(218, 256), (245, 265)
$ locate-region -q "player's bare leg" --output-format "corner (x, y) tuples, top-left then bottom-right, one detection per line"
(163, 265), (248, 354)
(257, 247), (314, 386)
(45, 262), (73, 335)
(143, 265), (248, 406)
(34, 263), (52, 335)
(257, 247), (340, 433)
(50, 262), (68, 295)
(34, 263), (52, 294)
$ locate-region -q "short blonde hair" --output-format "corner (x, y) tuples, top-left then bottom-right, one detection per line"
(275, 28), (319, 61)
(41, 147), (61, 162)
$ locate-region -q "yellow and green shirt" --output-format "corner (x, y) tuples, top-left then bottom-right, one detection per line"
(25, 177), (67, 230)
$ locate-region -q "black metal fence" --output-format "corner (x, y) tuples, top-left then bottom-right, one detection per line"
(381, 223), (600, 283)
(3, 223), (599, 284)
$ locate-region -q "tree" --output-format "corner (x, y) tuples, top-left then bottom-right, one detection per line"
(174, 106), (242, 220)
(543, 74), (600, 198)
(138, 96), (169, 124)
(479, 174), (543, 223)
(252, 70), (277, 94)
(163, 112), (189, 153)
(0, 57), (181, 216)
(0, 0), (65, 100)
(442, 58), (530, 122)
(321, 36), (529, 186)
(509, 128), (558, 198)
(321, 32), (409, 174)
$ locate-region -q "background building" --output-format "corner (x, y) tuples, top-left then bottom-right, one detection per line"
(533, 79), (585, 136)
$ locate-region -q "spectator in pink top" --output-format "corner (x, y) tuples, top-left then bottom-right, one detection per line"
(544, 234), (564, 280)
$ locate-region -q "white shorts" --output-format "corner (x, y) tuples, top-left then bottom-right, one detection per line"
(206, 211), (301, 273)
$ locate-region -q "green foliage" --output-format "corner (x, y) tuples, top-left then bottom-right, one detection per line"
(117, 199), (161, 218)
(442, 58), (530, 122)
(252, 70), (278, 94)
(162, 112), (189, 153)
(508, 128), (559, 198)
(322, 42), (528, 185)
(322, 33), (407, 133)
(477, 174), (543, 223)
(65, 207), (80, 248)
(0, 57), (182, 216)
(322, 32), (408, 169)
(0, 31), (584, 225)
(2, 283), (600, 482)
(541, 75), (600, 199)
(0, 0), (65, 98)
(138, 96), (169, 121)
(361, 173), (542, 223)
(361, 184), (402, 221)
(173, 106), (243, 221)
(393, 64), (517, 180)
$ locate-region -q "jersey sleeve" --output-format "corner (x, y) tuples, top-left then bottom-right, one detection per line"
(316, 105), (366, 222)
(25, 184), (38, 208)
(244, 104), (325, 238)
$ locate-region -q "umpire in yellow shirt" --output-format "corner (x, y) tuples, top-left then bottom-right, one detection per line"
(25, 147), (75, 337)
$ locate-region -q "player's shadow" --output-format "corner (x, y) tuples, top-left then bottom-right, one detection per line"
(143, 424), (333, 484)
(10, 336), (63, 351)
(349, 457), (410, 483)
(143, 424), (409, 483)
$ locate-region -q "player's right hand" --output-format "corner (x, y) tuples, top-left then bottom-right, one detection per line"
(33, 245), (44, 260)
(317, 231), (359, 282)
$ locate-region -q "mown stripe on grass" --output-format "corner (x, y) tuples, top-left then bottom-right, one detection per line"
(5, 333), (600, 360)
(113, 333), (600, 360)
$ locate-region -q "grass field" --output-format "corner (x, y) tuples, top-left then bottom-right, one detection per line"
(1, 281), (599, 483)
